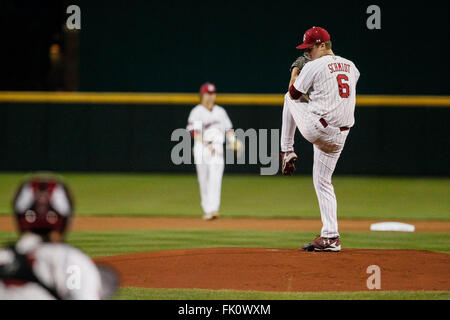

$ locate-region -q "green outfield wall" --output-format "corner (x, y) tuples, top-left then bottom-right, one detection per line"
(0, 101), (448, 175)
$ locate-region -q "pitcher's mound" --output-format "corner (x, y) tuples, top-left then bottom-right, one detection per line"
(94, 248), (450, 292)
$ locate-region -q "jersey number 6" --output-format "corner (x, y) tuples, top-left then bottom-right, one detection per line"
(337, 74), (350, 98)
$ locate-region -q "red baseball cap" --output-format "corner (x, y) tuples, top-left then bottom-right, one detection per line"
(296, 27), (330, 49)
(199, 82), (216, 94)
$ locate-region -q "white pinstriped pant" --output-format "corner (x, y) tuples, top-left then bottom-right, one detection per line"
(281, 93), (349, 238)
(194, 145), (224, 215)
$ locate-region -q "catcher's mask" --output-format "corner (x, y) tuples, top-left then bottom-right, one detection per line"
(12, 175), (74, 236)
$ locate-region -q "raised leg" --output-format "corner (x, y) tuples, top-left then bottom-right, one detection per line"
(281, 98), (297, 152)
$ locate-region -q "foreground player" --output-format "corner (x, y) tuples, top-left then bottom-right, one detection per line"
(280, 27), (360, 252)
(0, 174), (118, 299)
(187, 83), (240, 220)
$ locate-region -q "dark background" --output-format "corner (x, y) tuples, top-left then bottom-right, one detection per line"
(76, 0), (449, 95)
(0, 0), (449, 175)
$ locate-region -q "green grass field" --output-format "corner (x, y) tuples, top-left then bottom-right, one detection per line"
(114, 287), (450, 300)
(0, 173), (449, 300)
(0, 173), (449, 220)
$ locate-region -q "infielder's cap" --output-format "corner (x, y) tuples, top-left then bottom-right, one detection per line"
(296, 26), (330, 49)
(199, 82), (216, 94)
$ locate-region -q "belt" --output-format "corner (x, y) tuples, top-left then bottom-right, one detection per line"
(319, 118), (349, 132)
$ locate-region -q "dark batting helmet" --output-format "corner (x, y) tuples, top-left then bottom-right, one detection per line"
(12, 174), (74, 235)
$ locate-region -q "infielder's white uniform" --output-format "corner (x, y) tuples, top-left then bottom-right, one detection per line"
(282, 55), (360, 238)
(187, 104), (233, 215)
(0, 233), (103, 299)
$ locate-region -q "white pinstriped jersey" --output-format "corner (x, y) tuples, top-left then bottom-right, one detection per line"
(187, 104), (232, 145)
(293, 55), (360, 128)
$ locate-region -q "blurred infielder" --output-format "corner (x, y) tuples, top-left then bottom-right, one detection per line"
(187, 83), (241, 220)
(0, 174), (118, 299)
(280, 27), (360, 252)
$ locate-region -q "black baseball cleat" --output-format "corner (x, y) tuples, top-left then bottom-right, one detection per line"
(281, 151), (298, 175)
(302, 235), (341, 252)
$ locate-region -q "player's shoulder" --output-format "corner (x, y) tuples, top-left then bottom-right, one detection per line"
(214, 104), (226, 112)
(215, 105), (230, 116)
(304, 57), (323, 68)
(188, 104), (204, 117)
(0, 247), (14, 265)
(340, 56), (359, 75)
(37, 243), (99, 278)
(36, 242), (91, 263)
(191, 104), (203, 112)
(334, 55), (358, 68)
(301, 57), (327, 73)
(0, 237), (94, 270)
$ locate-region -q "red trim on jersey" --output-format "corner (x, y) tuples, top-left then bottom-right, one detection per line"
(320, 118), (350, 131)
(190, 130), (202, 138)
(3, 279), (27, 286)
(319, 118), (328, 128)
(289, 84), (302, 100)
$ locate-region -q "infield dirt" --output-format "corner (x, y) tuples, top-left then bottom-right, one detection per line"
(94, 247), (450, 292)
(1, 216), (449, 233)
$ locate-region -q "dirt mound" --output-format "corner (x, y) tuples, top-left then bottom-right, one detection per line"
(94, 248), (450, 292)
